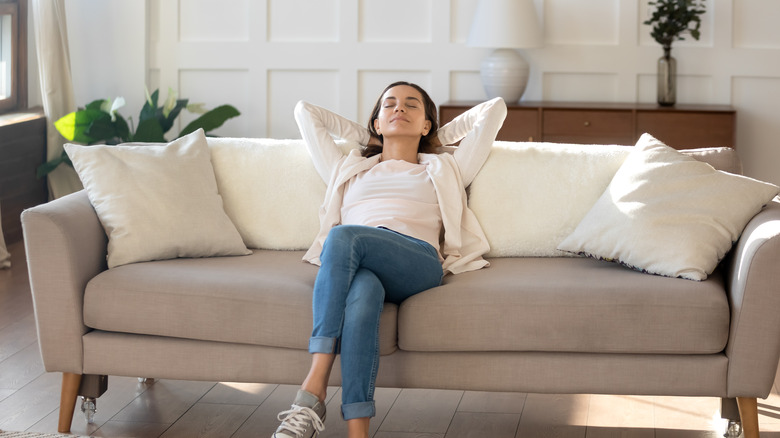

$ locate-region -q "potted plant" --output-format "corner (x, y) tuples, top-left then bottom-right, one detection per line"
(643, 0), (706, 106)
(37, 88), (240, 177)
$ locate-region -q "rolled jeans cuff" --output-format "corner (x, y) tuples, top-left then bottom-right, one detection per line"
(341, 400), (376, 420)
(309, 336), (339, 354)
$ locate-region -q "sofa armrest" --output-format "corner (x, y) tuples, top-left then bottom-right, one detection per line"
(725, 199), (780, 398)
(21, 190), (107, 374)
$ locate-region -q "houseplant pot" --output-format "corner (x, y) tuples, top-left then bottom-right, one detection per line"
(657, 46), (677, 106)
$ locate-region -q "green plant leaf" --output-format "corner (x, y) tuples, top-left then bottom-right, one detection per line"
(179, 105), (240, 137)
(54, 109), (106, 143)
(36, 150), (72, 179)
(114, 114), (132, 143)
(644, 0), (706, 47)
(84, 99), (107, 112)
(84, 112), (119, 143)
(132, 118), (166, 143)
(140, 89), (160, 122)
(159, 98), (189, 135)
(36, 158), (62, 178)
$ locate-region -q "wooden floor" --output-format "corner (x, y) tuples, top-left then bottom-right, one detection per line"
(2, 240), (780, 438)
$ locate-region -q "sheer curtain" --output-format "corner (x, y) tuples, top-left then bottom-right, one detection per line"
(32, 0), (82, 200)
(0, 204), (10, 268)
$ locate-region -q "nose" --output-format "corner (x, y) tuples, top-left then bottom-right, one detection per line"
(394, 104), (405, 113)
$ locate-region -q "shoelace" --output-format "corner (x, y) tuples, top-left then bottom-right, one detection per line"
(276, 405), (325, 437)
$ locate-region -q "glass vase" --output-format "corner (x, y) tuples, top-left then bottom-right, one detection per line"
(657, 47), (677, 106)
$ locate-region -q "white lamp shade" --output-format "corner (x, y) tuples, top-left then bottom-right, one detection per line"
(467, 0), (543, 49)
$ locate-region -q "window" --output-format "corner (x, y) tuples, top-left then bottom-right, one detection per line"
(0, 0), (26, 113)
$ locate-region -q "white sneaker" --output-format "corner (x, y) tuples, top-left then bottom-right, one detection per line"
(272, 390), (326, 438)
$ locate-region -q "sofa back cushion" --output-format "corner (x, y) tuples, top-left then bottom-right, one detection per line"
(207, 137), (743, 254)
(208, 137), (360, 250)
(469, 142), (743, 258)
(470, 142), (629, 257)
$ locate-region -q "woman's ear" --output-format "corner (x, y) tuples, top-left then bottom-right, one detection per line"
(374, 119), (381, 134)
(423, 120), (432, 135)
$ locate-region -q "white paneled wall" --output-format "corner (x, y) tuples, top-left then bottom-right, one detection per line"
(57, 0), (780, 185)
(145, 0), (489, 136)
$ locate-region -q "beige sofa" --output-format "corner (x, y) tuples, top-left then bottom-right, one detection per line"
(22, 135), (780, 436)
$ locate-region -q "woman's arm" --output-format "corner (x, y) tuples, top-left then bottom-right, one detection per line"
(294, 100), (372, 182)
(437, 97), (507, 187)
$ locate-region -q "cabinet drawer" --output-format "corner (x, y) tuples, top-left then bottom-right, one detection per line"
(543, 109), (633, 138)
(499, 108), (538, 142)
(636, 111), (735, 149)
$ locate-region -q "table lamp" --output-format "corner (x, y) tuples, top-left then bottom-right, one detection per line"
(467, 0), (543, 103)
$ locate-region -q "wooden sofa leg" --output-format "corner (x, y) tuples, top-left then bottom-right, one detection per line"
(58, 373), (82, 434)
(737, 397), (759, 438)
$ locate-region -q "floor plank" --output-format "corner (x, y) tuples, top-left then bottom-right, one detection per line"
(110, 379), (217, 424)
(0, 314), (37, 363)
(515, 393), (589, 438)
(373, 433), (444, 438)
(760, 388), (780, 424)
(446, 412), (521, 438)
(457, 391), (527, 414)
(0, 371), (60, 432)
(654, 396), (721, 432)
(200, 382), (277, 406)
(158, 402), (256, 438)
(0, 342), (45, 391)
(91, 420), (171, 438)
(378, 389), (463, 434)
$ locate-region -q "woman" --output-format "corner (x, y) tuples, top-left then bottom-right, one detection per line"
(273, 82), (506, 438)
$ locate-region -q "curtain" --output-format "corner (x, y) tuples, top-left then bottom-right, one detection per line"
(0, 204), (10, 269)
(32, 0), (82, 199)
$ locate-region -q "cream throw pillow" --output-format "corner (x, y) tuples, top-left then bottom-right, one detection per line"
(469, 141), (631, 257)
(65, 129), (250, 269)
(558, 133), (779, 280)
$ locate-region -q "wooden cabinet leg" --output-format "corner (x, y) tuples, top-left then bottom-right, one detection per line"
(737, 396), (760, 438)
(58, 372), (82, 433)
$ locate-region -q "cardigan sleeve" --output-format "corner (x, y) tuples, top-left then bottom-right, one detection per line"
(436, 97), (507, 187)
(294, 100), (372, 183)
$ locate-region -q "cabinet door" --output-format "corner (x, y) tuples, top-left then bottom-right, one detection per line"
(636, 111), (735, 149)
(542, 109), (634, 145)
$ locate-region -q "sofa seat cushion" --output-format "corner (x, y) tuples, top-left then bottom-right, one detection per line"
(398, 257), (729, 354)
(83, 250), (399, 355)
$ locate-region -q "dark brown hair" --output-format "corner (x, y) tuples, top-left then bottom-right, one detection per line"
(363, 81), (439, 158)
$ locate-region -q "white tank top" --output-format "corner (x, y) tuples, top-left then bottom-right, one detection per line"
(341, 158), (442, 255)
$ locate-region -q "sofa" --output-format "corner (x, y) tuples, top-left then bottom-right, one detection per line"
(22, 129), (780, 436)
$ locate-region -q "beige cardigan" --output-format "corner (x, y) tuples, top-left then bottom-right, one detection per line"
(295, 97), (507, 275)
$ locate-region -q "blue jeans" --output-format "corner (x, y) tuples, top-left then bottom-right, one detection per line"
(309, 225), (443, 420)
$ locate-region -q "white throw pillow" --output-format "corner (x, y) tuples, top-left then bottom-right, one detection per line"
(557, 133), (779, 280)
(469, 141), (631, 257)
(65, 129), (251, 269)
(207, 138), (361, 250)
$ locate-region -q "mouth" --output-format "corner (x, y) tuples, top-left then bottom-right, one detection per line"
(390, 116), (408, 123)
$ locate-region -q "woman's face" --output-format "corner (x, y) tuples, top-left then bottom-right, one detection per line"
(373, 85), (432, 141)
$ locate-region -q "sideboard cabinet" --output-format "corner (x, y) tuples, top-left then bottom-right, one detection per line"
(439, 101), (736, 150)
